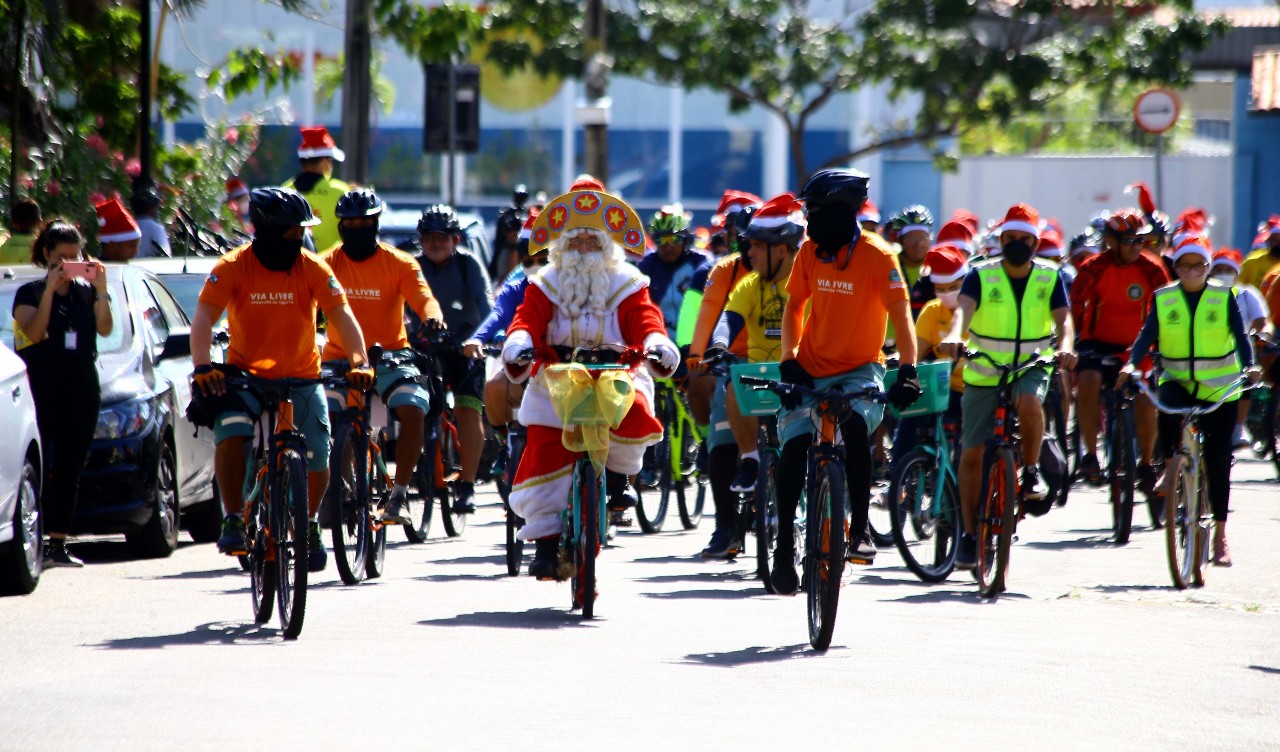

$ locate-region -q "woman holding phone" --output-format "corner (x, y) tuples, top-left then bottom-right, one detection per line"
(12, 221), (112, 568)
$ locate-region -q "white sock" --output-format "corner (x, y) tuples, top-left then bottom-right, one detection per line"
(393, 484), (409, 497)
(741, 451), (759, 462)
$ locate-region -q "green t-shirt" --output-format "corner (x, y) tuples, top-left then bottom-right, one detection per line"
(0, 233), (35, 265)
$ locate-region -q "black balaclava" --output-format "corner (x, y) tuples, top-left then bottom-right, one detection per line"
(807, 203), (860, 259)
(252, 225), (304, 272)
(340, 224), (379, 261)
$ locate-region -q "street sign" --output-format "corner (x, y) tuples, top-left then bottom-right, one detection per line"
(1133, 89), (1181, 135)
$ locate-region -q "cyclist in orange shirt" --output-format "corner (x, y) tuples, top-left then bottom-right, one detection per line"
(1069, 209), (1169, 492)
(320, 188), (446, 525)
(770, 169), (922, 594)
(191, 188), (374, 573)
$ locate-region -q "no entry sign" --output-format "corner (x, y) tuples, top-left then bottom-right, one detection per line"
(1133, 89), (1181, 135)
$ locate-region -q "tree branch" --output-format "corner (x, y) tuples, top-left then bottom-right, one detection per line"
(817, 125), (957, 169)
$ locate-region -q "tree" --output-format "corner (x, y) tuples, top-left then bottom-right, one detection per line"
(482, 0), (1227, 185)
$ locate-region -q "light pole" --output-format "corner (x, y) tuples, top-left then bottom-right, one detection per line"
(582, 0), (610, 184)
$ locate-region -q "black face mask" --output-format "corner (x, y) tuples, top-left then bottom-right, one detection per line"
(1002, 239), (1035, 266)
(807, 207), (859, 259)
(735, 234), (753, 271)
(340, 226), (379, 261)
(1270, 242), (1280, 258)
(252, 225), (304, 272)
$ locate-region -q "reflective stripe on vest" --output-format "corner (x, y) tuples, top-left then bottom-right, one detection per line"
(963, 260), (1056, 388)
(1154, 282), (1242, 401)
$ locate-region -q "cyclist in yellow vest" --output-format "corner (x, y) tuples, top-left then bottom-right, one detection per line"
(1118, 236), (1262, 567)
(939, 203), (1076, 571)
(284, 126), (351, 254)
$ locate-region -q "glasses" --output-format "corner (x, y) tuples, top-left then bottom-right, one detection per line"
(522, 256), (548, 269)
(1175, 261), (1208, 272)
(1119, 237), (1147, 247)
(657, 234), (682, 247)
(566, 235), (603, 252)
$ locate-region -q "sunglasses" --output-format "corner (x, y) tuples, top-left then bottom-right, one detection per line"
(657, 234), (682, 246)
(1119, 237), (1147, 247)
(1175, 261), (1208, 272)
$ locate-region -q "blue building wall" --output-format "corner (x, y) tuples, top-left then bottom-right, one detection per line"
(881, 158), (943, 224)
(1232, 71), (1280, 249)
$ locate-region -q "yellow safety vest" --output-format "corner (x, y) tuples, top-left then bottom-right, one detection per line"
(285, 174), (351, 254)
(963, 259), (1056, 388)
(1153, 281), (1242, 402)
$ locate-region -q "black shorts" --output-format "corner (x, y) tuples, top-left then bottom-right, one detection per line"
(1075, 340), (1128, 380)
(435, 350), (485, 410)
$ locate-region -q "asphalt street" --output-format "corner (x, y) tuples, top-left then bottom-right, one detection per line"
(2, 454), (1278, 751)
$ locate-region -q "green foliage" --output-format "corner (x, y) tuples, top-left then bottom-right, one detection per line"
(372, 1), (486, 63)
(315, 53), (397, 117)
(205, 47), (305, 102)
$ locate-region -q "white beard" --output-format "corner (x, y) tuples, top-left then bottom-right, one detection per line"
(556, 250), (612, 318)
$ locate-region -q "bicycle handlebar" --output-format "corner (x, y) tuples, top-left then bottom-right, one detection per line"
(737, 374), (889, 405)
(1133, 377), (1256, 417)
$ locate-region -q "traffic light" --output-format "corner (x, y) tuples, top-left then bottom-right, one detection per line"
(424, 63), (481, 154)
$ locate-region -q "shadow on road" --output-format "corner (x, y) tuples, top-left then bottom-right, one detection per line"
(69, 539), (200, 565)
(93, 621), (279, 649)
(134, 565), (245, 582)
(1248, 665), (1280, 675)
(885, 588), (1030, 605)
(641, 588), (761, 600)
(428, 554), (507, 567)
(632, 555), (701, 565)
(678, 643), (840, 667)
(414, 572), (509, 583)
(1022, 534), (1116, 551)
(419, 607), (590, 630)
(636, 569), (755, 584)
(1084, 583), (1169, 594)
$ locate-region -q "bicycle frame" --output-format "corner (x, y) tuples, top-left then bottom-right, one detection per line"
(654, 377), (703, 483)
(912, 413), (958, 521)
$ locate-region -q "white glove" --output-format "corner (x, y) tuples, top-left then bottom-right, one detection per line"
(501, 330), (534, 365)
(644, 333), (679, 375)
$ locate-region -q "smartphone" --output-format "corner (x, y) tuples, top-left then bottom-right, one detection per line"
(61, 260), (98, 282)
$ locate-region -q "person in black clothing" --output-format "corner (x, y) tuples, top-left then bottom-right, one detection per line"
(11, 221), (113, 568)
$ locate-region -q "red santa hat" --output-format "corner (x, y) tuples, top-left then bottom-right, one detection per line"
(1171, 235), (1212, 264)
(935, 220), (974, 253)
(1262, 215), (1280, 237)
(1252, 230), (1270, 251)
(225, 178), (249, 201)
(1036, 228), (1065, 259)
(1171, 207), (1212, 247)
(857, 199), (881, 224)
(1125, 181), (1157, 216)
(951, 208), (981, 236)
(570, 174), (606, 192)
(748, 192), (805, 230)
(717, 189), (762, 218)
(998, 203), (1040, 238)
(1211, 248), (1243, 273)
(926, 244), (969, 285)
(297, 125), (345, 161)
(95, 197), (141, 243)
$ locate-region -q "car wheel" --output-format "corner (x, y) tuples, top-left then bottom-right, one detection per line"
(0, 458), (42, 595)
(126, 442), (179, 559)
(184, 481), (223, 544)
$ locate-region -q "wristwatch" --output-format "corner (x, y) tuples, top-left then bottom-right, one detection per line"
(94, 292), (112, 303)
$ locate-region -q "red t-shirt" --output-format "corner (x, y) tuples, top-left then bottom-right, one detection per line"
(1070, 251), (1170, 348)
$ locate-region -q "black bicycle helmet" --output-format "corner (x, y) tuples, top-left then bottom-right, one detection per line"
(335, 187), (384, 219)
(1069, 230), (1102, 254)
(724, 204), (759, 236)
(249, 186), (320, 227)
(417, 203), (460, 234)
(797, 168), (870, 206)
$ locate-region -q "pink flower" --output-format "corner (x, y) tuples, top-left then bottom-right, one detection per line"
(125, 158), (142, 177)
(224, 127), (239, 145)
(89, 192), (107, 205)
(112, 151), (124, 165)
(47, 180), (61, 197)
(85, 134), (109, 157)
(19, 176), (33, 189)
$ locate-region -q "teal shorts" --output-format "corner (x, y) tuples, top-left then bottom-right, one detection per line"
(707, 367), (736, 451)
(959, 367), (1051, 451)
(214, 382), (331, 472)
(324, 351), (430, 415)
(779, 363), (886, 446)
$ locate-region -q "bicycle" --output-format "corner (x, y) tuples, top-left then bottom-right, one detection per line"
(1042, 362), (1075, 507)
(322, 351), (391, 586)
(223, 374), (318, 639)
(638, 377), (707, 532)
(739, 374), (889, 651)
(964, 350), (1058, 599)
(1244, 334), (1279, 478)
(1135, 377), (1255, 589)
(519, 345), (660, 618)
(481, 344), (530, 577)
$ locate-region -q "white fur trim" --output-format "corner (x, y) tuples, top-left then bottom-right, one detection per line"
(999, 221), (1039, 237)
(928, 264), (969, 285)
(1172, 245), (1211, 263)
(100, 228), (142, 243)
(899, 224), (931, 237)
(298, 146), (346, 161)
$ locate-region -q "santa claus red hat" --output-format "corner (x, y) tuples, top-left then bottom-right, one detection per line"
(998, 203), (1040, 238)
(1171, 207), (1212, 247)
(570, 174), (606, 192)
(951, 208), (980, 236)
(857, 199), (881, 224)
(748, 192), (805, 229)
(1125, 181), (1157, 216)
(1172, 235), (1212, 264)
(1036, 228), (1065, 259)
(226, 178), (249, 201)
(95, 197), (141, 243)
(935, 220), (974, 253)
(926, 244), (969, 285)
(717, 189), (762, 217)
(1211, 248), (1243, 273)
(1261, 215), (1280, 236)
(297, 126), (345, 161)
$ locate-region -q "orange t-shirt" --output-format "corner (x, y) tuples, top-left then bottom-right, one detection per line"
(320, 242), (442, 360)
(689, 253), (752, 357)
(199, 244), (348, 379)
(786, 234), (909, 377)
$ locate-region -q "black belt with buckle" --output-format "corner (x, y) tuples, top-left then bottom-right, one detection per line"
(553, 346), (623, 365)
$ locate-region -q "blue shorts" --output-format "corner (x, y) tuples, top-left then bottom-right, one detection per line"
(779, 363), (887, 446)
(214, 382), (331, 472)
(323, 351), (430, 415)
(707, 367), (736, 451)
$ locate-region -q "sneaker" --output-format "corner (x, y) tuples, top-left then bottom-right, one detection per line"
(609, 509), (634, 529)
(43, 540), (84, 568)
(217, 515), (247, 555)
(1137, 464), (1159, 497)
(700, 528), (734, 559)
(1080, 453), (1103, 486)
(1232, 423), (1249, 449)
(606, 471), (637, 511)
(729, 458), (759, 494)
(307, 521), (327, 573)
(528, 537), (562, 580)
(770, 546), (799, 595)
(451, 481), (476, 514)
(848, 532), (876, 565)
(380, 488), (411, 525)
(1021, 466), (1048, 501)
(955, 532), (977, 571)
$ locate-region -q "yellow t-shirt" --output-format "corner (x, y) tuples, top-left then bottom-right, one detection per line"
(914, 299), (967, 392)
(284, 174), (352, 254)
(723, 271), (789, 363)
(0, 233), (35, 265)
(1240, 247), (1280, 291)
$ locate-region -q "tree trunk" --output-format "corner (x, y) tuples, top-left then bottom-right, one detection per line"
(789, 121), (808, 188)
(341, 0), (372, 183)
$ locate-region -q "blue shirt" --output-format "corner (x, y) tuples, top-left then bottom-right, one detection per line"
(470, 276), (529, 344)
(637, 249), (711, 337)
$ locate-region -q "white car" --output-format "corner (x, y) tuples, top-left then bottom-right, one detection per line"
(0, 342), (42, 594)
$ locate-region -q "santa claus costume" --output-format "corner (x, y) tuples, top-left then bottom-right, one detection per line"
(502, 189), (679, 568)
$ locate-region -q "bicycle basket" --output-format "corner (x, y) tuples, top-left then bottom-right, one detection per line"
(730, 362), (782, 416)
(886, 360), (952, 418)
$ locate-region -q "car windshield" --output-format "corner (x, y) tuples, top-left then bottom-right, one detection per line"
(158, 273), (205, 319)
(0, 277), (130, 354)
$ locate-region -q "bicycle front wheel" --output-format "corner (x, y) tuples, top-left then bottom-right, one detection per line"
(572, 460), (600, 619)
(405, 431), (434, 543)
(248, 496), (275, 624)
(365, 440), (388, 579)
(1109, 406), (1137, 544)
(889, 449), (958, 583)
(274, 447), (310, 639)
(438, 416), (467, 538)
(754, 450), (780, 591)
(976, 446), (1017, 598)
(805, 460), (847, 651)
(676, 414), (705, 529)
(328, 424), (368, 585)
(638, 434), (671, 533)
(1164, 453), (1198, 589)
